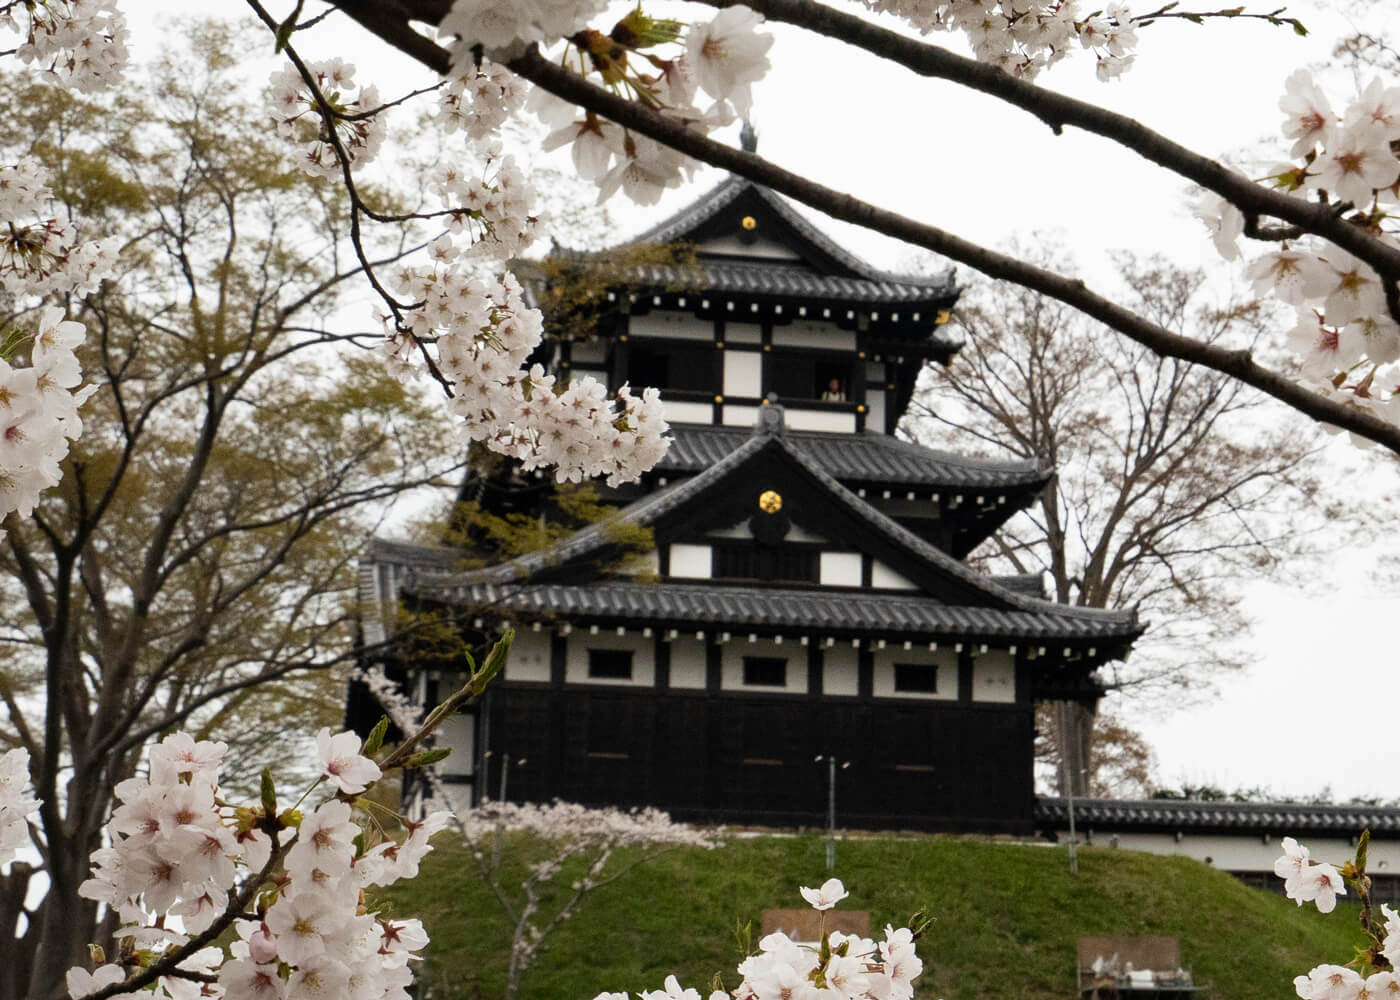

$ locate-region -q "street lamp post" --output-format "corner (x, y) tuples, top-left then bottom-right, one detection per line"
(814, 755), (850, 871)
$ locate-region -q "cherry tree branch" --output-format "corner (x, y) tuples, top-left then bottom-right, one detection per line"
(503, 45), (1400, 454)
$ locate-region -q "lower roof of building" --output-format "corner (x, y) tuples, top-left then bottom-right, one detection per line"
(1035, 797), (1400, 836)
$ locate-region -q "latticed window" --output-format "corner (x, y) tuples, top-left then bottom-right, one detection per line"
(587, 649), (633, 680)
(742, 656), (787, 687)
(893, 662), (937, 694)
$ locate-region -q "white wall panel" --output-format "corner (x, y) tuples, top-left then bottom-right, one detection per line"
(820, 552), (863, 586)
(723, 351), (763, 397)
(629, 311), (713, 340)
(565, 632), (654, 687)
(669, 543), (713, 578)
(972, 649), (1016, 703)
(668, 637), (707, 689)
(505, 630), (551, 682)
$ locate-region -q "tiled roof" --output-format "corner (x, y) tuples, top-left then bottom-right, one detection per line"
(604, 258), (961, 309)
(1035, 798), (1400, 835)
(627, 177), (958, 295)
(659, 425), (1049, 490)
(400, 580), (1138, 642)
(382, 419), (1140, 650)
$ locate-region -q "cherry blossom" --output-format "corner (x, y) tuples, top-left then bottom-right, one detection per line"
(686, 6), (774, 116)
(798, 876), (850, 911)
(314, 727), (381, 794)
(268, 59), (386, 180)
(0, 748), (38, 867)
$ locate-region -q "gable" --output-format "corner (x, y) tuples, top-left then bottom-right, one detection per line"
(646, 436), (998, 605)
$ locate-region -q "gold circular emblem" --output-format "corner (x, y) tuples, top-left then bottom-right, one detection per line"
(758, 490), (782, 513)
(741, 215), (758, 231)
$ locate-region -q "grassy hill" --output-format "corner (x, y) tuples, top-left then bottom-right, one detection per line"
(373, 833), (1361, 1000)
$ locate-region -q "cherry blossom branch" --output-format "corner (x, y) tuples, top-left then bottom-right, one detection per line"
(1131, 4), (1308, 34)
(689, 0), (1400, 281)
(81, 831), (290, 1000)
(378, 629), (511, 771)
(504, 46), (1400, 454)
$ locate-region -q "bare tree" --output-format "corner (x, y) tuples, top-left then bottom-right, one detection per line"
(0, 29), (461, 999)
(906, 252), (1327, 796)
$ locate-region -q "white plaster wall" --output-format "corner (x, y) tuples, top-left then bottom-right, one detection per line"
(571, 341), (607, 364)
(668, 637), (708, 689)
(1045, 830), (1400, 874)
(630, 311), (713, 341)
(871, 561), (917, 590)
(866, 389), (886, 434)
(505, 630), (551, 682)
(787, 408), (858, 433)
(972, 649), (1016, 703)
(565, 631), (655, 687)
(700, 235), (800, 259)
(722, 637), (806, 693)
(820, 551), (863, 586)
(669, 543), (712, 578)
(772, 322), (856, 351)
(661, 400), (715, 425)
(724, 322), (763, 344)
(724, 351), (763, 397)
(722, 404), (762, 427)
(437, 714), (475, 775)
(823, 645), (859, 696)
(873, 646), (957, 700)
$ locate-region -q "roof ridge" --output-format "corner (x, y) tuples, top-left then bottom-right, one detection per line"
(621, 176), (955, 290)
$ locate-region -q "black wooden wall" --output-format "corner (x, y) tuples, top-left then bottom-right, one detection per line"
(478, 683), (1036, 834)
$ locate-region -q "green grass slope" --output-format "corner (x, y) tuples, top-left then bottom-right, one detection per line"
(374, 835), (1360, 1000)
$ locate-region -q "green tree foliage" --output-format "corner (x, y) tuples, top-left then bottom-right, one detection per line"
(0, 27), (462, 998)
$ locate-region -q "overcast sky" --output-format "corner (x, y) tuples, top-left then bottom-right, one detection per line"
(123, 1), (1400, 803)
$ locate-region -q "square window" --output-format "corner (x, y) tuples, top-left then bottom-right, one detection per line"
(893, 662), (937, 694)
(743, 656), (787, 687)
(588, 649), (633, 681)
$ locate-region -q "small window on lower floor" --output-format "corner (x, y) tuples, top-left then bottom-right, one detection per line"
(893, 662), (938, 694)
(743, 656), (787, 687)
(588, 649), (634, 681)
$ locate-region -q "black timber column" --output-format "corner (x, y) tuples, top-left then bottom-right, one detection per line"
(550, 633), (567, 687)
(654, 636), (671, 689)
(807, 644), (822, 696)
(857, 646), (873, 700)
(706, 637), (722, 692)
(853, 348), (868, 432)
(957, 646), (974, 703)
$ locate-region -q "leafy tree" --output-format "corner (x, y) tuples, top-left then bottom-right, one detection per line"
(0, 29), (461, 997)
(908, 252), (1327, 796)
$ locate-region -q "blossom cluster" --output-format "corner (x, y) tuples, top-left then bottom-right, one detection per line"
(65, 729), (447, 1000)
(1273, 836), (1346, 913)
(380, 243), (670, 484)
(0, 158), (115, 297)
(0, 747), (39, 868)
(1196, 71), (1400, 434)
(861, 0), (1138, 81)
(442, 2), (774, 206)
(3, 0), (129, 93)
(1270, 838), (1400, 1000)
(459, 800), (721, 855)
(597, 879), (923, 1000)
(1, 307), (98, 532)
(268, 58), (386, 180)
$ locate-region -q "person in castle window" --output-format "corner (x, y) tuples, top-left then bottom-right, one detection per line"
(821, 377), (845, 402)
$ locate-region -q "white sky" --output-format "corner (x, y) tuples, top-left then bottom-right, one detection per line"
(123, 1), (1399, 802)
